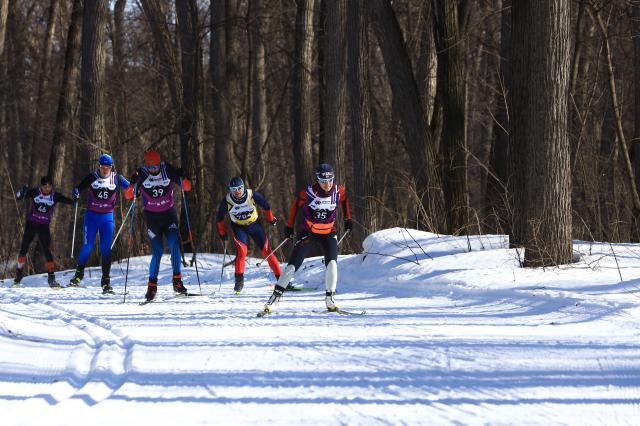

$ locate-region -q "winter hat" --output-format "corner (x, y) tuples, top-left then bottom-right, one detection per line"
(144, 150), (161, 166)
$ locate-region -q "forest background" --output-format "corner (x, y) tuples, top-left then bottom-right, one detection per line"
(0, 0), (636, 275)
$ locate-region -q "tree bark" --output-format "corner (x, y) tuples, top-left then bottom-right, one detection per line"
(510, 0), (572, 266)
(485, 0), (510, 235)
(291, 0), (316, 191)
(321, 0), (346, 181)
(113, 0), (129, 172)
(211, 0), (233, 194)
(347, 0), (376, 249)
(176, 0), (207, 250)
(369, 0), (445, 231)
(79, 0), (109, 169)
(49, 0), (83, 188)
(434, 0), (469, 235)
(29, 0), (60, 182)
(0, 0), (8, 57)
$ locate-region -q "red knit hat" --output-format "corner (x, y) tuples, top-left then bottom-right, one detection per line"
(144, 150), (161, 166)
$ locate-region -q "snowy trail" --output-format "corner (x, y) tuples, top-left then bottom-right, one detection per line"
(0, 229), (639, 425)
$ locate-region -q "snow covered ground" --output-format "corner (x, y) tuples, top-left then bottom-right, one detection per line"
(0, 227), (639, 425)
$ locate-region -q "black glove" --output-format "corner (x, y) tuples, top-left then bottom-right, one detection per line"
(344, 218), (353, 231)
(16, 185), (28, 199)
(269, 217), (278, 227)
(285, 226), (294, 240)
(129, 170), (139, 183)
(219, 233), (227, 242)
(72, 187), (80, 202)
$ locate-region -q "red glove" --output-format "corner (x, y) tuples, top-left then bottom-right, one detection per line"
(124, 185), (135, 200)
(181, 178), (192, 192)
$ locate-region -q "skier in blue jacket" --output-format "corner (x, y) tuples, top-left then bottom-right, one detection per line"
(69, 154), (130, 293)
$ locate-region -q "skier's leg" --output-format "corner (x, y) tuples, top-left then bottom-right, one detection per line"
(14, 222), (36, 283)
(250, 223), (282, 279)
(97, 214), (114, 289)
(321, 233), (339, 310)
(232, 225), (249, 292)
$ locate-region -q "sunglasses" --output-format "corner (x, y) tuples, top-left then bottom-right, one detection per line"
(229, 185), (244, 192)
(317, 177), (334, 184)
(148, 164), (160, 170)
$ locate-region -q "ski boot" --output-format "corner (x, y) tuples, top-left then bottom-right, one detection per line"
(325, 291), (339, 312)
(48, 272), (61, 289)
(172, 275), (187, 295)
(145, 278), (158, 302)
(261, 285), (285, 315)
(234, 273), (244, 294)
(101, 276), (113, 294)
(12, 269), (24, 288)
(68, 266), (84, 287)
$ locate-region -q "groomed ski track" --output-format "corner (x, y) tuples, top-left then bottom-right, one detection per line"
(0, 229), (639, 425)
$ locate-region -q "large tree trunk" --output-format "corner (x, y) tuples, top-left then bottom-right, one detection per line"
(176, 0), (207, 251)
(0, 0), (8, 57)
(6, 1), (29, 183)
(248, 0), (268, 187)
(485, 0), (510, 235)
(434, 0), (469, 235)
(347, 0), (376, 249)
(321, 0), (346, 181)
(369, 0), (445, 232)
(79, 0), (109, 169)
(139, 0), (183, 137)
(631, 1), (640, 238)
(48, 0), (83, 270)
(510, 0), (572, 266)
(113, 0), (129, 173)
(211, 0), (233, 194)
(29, 0), (60, 182)
(291, 0), (316, 191)
(49, 0), (83, 187)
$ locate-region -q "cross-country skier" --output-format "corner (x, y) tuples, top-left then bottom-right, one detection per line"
(12, 175), (74, 288)
(125, 149), (191, 302)
(68, 154), (130, 293)
(261, 163), (352, 315)
(216, 176), (281, 293)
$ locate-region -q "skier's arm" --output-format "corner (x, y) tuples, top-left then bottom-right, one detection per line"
(216, 198), (228, 238)
(54, 192), (74, 205)
(286, 189), (307, 228)
(166, 163), (191, 191)
(117, 174), (130, 189)
(339, 185), (351, 219)
(16, 187), (35, 200)
(253, 191), (275, 222)
(75, 173), (96, 192)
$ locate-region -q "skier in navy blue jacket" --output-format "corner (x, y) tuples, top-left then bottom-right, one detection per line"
(68, 154), (130, 292)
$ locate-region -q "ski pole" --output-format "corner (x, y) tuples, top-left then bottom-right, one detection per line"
(217, 240), (228, 294)
(123, 184), (136, 303)
(71, 201), (79, 258)
(181, 182), (201, 293)
(256, 237), (290, 267)
(337, 229), (351, 247)
(110, 201), (134, 250)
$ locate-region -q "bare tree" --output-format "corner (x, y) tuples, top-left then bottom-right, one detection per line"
(321, 0), (346, 181)
(433, 0), (469, 234)
(0, 0), (8, 57)
(79, 0), (109, 168)
(509, 0), (572, 266)
(347, 0), (376, 248)
(211, 0), (234, 192)
(29, 0), (60, 182)
(369, 0), (445, 231)
(113, 0), (129, 172)
(176, 0), (207, 248)
(291, 0), (316, 191)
